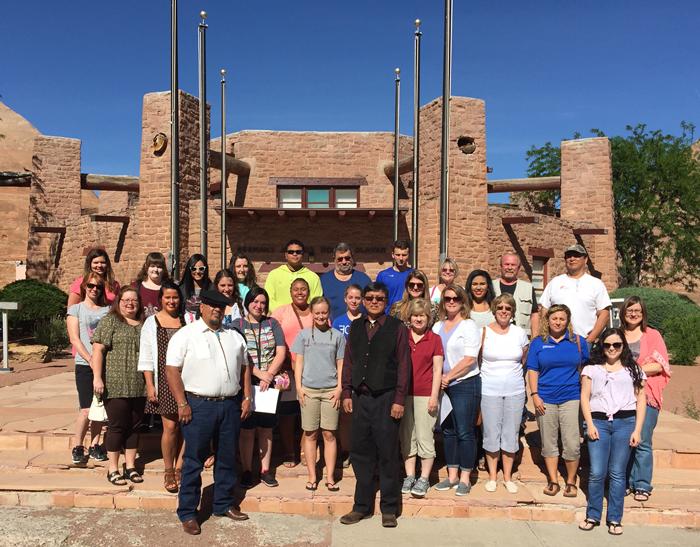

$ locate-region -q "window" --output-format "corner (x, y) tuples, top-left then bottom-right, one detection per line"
(277, 187), (359, 209)
(531, 257), (548, 299)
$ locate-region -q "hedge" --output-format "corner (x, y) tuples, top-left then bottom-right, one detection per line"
(0, 279), (68, 334)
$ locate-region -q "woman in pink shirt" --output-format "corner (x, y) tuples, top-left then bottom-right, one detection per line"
(620, 296), (671, 502)
(67, 248), (120, 307)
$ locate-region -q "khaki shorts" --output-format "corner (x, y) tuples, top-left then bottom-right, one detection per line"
(536, 399), (581, 461)
(400, 395), (438, 459)
(300, 386), (340, 431)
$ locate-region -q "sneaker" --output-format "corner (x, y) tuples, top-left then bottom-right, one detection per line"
(484, 480), (497, 492)
(260, 471), (279, 487)
(239, 471), (254, 489)
(71, 445), (88, 465)
(89, 444), (108, 461)
(401, 475), (415, 494)
(434, 478), (458, 491)
(455, 482), (471, 496)
(504, 480), (518, 494)
(411, 477), (430, 498)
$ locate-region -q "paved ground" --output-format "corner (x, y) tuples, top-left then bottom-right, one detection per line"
(0, 506), (698, 547)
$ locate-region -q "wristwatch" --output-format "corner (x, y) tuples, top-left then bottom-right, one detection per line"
(178, 401), (189, 408)
(243, 395), (253, 402)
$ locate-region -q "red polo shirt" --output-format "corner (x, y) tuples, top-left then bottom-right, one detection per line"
(408, 329), (444, 396)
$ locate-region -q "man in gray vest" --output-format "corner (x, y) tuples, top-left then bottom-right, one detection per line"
(492, 252), (540, 338)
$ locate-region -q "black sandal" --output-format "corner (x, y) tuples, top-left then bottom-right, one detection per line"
(607, 521), (623, 535)
(578, 518), (599, 531)
(124, 468), (144, 483)
(107, 470), (127, 486)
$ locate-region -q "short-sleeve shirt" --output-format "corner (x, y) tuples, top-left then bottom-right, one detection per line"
(332, 313), (354, 339)
(136, 283), (160, 318)
(539, 273), (612, 337)
(480, 325), (529, 397)
(271, 304), (314, 365)
(376, 267), (412, 313)
(526, 334), (589, 404)
(582, 364), (645, 419)
(292, 327), (346, 389)
(67, 303), (110, 366)
(408, 329), (444, 396)
(70, 276), (120, 305)
(320, 269), (371, 321)
(433, 319), (481, 385)
(234, 317), (285, 372)
(469, 309), (495, 329)
(91, 314), (144, 399)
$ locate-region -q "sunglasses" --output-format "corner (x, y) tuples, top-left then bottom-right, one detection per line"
(441, 268), (455, 273)
(408, 282), (424, 290)
(444, 295), (461, 303)
(336, 256), (352, 262)
(602, 342), (623, 350)
(564, 253), (585, 259)
(496, 305), (513, 311)
(191, 266), (206, 273)
(286, 249), (304, 255)
(86, 283), (104, 290)
(364, 295), (386, 303)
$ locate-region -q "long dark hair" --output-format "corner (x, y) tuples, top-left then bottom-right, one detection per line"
(159, 279), (184, 317)
(82, 247), (117, 293)
(620, 295), (649, 332)
(213, 268), (242, 311)
(179, 254), (211, 300)
(465, 269), (496, 308)
(229, 252), (257, 288)
(244, 285), (270, 317)
(135, 252), (170, 284)
(590, 327), (645, 391)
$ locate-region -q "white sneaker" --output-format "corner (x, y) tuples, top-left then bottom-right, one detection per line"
(504, 480), (518, 493)
(484, 480), (497, 492)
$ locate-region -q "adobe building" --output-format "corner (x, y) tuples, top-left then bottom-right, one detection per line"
(3, 90), (617, 294)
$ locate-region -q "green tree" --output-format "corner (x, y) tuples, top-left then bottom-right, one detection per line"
(522, 124), (700, 290)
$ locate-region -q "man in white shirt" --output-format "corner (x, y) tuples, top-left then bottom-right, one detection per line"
(539, 244), (611, 345)
(166, 290), (253, 536)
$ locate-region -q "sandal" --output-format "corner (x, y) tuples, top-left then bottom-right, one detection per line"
(164, 468), (179, 493)
(283, 454), (298, 468)
(563, 483), (578, 498)
(543, 482), (560, 496)
(633, 490), (650, 502)
(578, 518), (600, 531)
(607, 522), (623, 535)
(305, 481), (318, 491)
(124, 467), (144, 483)
(107, 470), (127, 486)
(325, 482), (340, 492)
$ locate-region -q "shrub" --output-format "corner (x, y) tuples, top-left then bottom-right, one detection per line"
(0, 279), (68, 334)
(33, 316), (70, 361)
(660, 315), (700, 365)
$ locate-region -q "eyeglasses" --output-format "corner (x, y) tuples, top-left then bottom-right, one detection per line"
(121, 299), (139, 305)
(408, 282), (424, 290)
(444, 296), (461, 304)
(191, 266), (206, 273)
(441, 268), (455, 273)
(336, 256), (352, 262)
(624, 310), (642, 316)
(364, 295), (386, 303)
(602, 342), (623, 350)
(86, 283), (103, 290)
(286, 249), (304, 255)
(496, 305), (513, 311)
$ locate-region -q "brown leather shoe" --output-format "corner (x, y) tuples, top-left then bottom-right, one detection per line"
(215, 507), (249, 521)
(381, 513), (398, 528)
(181, 518), (201, 535)
(339, 511), (371, 525)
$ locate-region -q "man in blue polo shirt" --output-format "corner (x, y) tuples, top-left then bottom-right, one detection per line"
(320, 242), (371, 321)
(375, 239), (412, 313)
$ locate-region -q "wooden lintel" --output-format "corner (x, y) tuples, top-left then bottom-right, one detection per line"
(488, 176), (561, 194)
(90, 215), (130, 224)
(529, 247), (555, 258)
(502, 216), (538, 225)
(0, 173), (31, 187)
(383, 156), (414, 179)
(573, 227), (608, 235)
(81, 173), (139, 193)
(31, 226), (66, 234)
(208, 149), (251, 177)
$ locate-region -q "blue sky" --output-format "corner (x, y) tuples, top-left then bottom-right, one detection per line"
(2, 1), (698, 190)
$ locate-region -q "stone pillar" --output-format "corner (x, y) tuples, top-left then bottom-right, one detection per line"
(560, 137), (618, 289)
(416, 97), (488, 284)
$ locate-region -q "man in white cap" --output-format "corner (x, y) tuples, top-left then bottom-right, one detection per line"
(539, 244), (611, 346)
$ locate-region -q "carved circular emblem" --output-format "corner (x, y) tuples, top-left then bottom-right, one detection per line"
(152, 132), (168, 156)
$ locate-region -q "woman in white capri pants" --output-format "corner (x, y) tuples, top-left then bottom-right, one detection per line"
(479, 293), (529, 493)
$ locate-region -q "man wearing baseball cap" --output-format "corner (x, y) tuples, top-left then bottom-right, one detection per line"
(539, 244), (611, 346)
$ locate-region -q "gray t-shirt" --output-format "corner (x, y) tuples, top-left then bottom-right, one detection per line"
(291, 326), (346, 389)
(628, 339), (641, 361)
(67, 302), (110, 366)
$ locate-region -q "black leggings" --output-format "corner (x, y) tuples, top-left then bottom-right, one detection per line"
(104, 397), (146, 452)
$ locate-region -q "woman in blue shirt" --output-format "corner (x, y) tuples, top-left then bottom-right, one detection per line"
(527, 304), (588, 498)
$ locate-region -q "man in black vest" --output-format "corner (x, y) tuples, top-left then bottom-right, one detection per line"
(339, 282), (411, 528)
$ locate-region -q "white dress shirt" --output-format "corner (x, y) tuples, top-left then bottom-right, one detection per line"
(166, 318), (248, 397)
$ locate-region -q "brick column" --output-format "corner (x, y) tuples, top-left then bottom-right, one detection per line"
(560, 137), (618, 289)
(416, 97), (488, 284)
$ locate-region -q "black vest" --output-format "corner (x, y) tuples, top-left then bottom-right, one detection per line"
(348, 315), (401, 393)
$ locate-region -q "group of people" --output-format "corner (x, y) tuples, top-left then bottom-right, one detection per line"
(66, 239), (670, 535)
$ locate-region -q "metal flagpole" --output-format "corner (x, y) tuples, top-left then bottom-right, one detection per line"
(412, 19), (422, 268)
(198, 10), (208, 259)
(170, 0), (180, 280)
(220, 69), (227, 270)
(439, 0), (453, 262)
(393, 68), (401, 242)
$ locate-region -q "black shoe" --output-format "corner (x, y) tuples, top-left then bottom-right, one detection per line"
(71, 445), (88, 465)
(382, 514), (398, 528)
(239, 471), (254, 489)
(340, 511), (371, 525)
(89, 444), (108, 461)
(260, 471), (279, 487)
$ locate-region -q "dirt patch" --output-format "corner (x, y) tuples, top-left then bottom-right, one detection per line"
(0, 356), (74, 388)
(664, 365), (700, 420)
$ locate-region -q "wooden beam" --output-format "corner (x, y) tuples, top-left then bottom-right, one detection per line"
(30, 226), (66, 234)
(90, 215), (130, 223)
(0, 173), (31, 187)
(209, 150), (251, 177)
(81, 174), (139, 193)
(502, 216), (539, 225)
(383, 156), (414, 179)
(529, 246), (554, 258)
(488, 176), (561, 194)
(573, 227), (608, 235)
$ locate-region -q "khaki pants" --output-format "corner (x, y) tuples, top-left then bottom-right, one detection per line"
(536, 399), (580, 460)
(400, 395), (437, 459)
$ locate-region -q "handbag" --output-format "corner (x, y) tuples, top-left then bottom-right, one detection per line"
(88, 394), (107, 422)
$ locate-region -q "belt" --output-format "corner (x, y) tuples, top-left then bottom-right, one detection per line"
(186, 391), (237, 401)
(354, 384), (393, 397)
(591, 409), (636, 420)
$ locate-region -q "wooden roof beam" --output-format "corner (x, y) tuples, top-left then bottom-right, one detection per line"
(81, 174), (139, 193)
(382, 156), (414, 179)
(573, 227), (608, 235)
(502, 216), (539, 225)
(488, 176), (561, 193)
(209, 149), (251, 177)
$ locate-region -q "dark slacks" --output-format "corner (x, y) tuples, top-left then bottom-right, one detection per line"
(104, 397), (145, 452)
(350, 390), (400, 515)
(177, 395), (241, 522)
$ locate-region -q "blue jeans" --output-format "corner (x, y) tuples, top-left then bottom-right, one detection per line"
(442, 376), (481, 471)
(177, 395), (242, 522)
(586, 416), (635, 524)
(627, 405), (659, 493)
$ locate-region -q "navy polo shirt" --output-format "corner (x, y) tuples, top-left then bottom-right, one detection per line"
(526, 334), (589, 404)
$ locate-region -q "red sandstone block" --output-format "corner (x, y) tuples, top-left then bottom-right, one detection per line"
(280, 500), (313, 515)
(43, 436), (71, 452)
(468, 505), (509, 520)
(0, 492), (19, 506)
(0, 434), (27, 450)
(74, 493), (115, 509)
(532, 507), (575, 523)
(416, 504), (454, 518)
(258, 499), (282, 513)
(671, 452), (700, 470)
(239, 498), (260, 513)
(141, 496), (177, 511)
(510, 507), (533, 521)
(52, 492), (75, 508)
(114, 494), (142, 510)
(26, 436), (42, 451)
(19, 492), (52, 507)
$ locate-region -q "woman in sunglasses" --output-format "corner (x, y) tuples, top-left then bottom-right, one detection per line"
(479, 293), (529, 494)
(390, 270), (437, 326)
(429, 258), (459, 305)
(579, 328), (646, 535)
(66, 273), (111, 465)
(620, 296), (670, 503)
(180, 254), (211, 323)
(432, 284), (481, 496)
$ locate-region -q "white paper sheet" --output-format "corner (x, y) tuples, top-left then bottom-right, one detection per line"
(439, 391), (453, 425)
(253, 386), (280, 414)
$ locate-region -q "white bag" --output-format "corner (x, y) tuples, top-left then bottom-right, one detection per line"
(88, 394), (107, 422)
